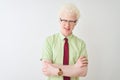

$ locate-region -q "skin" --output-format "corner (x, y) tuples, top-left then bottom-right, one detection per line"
(42, 56), (88, 77)
(42, 12), (88, 77)
(59, 12), (77, 37)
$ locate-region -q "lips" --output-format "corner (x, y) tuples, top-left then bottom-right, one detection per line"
(64, 27), (70, 31)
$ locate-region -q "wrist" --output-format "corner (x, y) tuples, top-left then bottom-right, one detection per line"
(57, 68), (63, 76)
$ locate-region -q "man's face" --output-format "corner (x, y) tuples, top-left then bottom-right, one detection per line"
(59, 13), (77, 37)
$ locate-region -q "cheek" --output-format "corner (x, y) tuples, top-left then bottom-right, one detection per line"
(70, 25), (75, 30)
(60, 23), (65, 29)
(72, 26), (75, 29)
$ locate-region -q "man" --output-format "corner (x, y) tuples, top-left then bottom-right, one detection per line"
(41, 3), (88, 80)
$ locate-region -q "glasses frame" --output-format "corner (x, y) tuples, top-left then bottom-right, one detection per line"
(60, 18), (77, 24)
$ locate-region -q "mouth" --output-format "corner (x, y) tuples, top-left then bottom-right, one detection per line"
(64, 27), (70, 31)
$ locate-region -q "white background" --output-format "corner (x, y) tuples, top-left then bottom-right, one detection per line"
(0, 0), (120, 80)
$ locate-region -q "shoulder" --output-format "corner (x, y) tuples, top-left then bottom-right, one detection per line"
(72, 34), (86, 44)
(72, 34), (87, 48)
(72, 35), (87, 49)
(44, 33), (59, 43)
(46, 33), (59, 40)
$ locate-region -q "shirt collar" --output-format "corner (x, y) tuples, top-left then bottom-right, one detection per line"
(59, 32), (73, 41)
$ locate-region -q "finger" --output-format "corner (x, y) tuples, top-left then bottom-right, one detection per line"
(81, 59), (88, 62)
(43, 61), (49, 64)
(81, 59), (88, 63)
(80, 56), (86, 59)
(81, 57), (88, 61)
(42, 61), (47, 66)
(42, 68), (47, 72)
(82, 61), (88, 65)
(81, 63), (88, 67)
(83, 63), (88, 66)
(42, 64), (48, 68)
(43, 72), (50, 76)
(43, 71), (48, 75)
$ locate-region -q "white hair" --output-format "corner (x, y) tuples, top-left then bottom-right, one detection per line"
(58, 3), (80, 19)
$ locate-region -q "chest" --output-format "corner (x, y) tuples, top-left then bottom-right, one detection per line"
(52, 41), (81, 65)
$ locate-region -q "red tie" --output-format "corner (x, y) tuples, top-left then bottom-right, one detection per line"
(63, 38), (70, 80)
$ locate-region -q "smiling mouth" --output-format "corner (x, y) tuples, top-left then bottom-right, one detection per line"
(64, 27), (70, 31)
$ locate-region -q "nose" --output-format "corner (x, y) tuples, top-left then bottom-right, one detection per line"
(66, 21), (70, 26)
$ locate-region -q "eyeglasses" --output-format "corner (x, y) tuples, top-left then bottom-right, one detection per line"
(60, 18), (77, 24)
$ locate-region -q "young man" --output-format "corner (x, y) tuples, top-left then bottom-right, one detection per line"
(41, 3), (88, 80)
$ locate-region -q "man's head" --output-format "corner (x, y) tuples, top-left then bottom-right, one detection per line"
(58, 3), (80, 37)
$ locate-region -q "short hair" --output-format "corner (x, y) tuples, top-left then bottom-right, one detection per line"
(58, 3), (80, 19)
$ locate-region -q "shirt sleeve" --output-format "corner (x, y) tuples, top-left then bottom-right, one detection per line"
(41, 37), (53, 61)
(80, 40), (88, 58)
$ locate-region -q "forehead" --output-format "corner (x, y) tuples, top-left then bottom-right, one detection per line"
(60, 12), (77, 20)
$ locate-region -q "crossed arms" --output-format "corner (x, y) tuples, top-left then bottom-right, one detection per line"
(42, 56), (88, 77)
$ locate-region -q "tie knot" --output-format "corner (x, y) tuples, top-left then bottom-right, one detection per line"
(64, 38), (68, 42)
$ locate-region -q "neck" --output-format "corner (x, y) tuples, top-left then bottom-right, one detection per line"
(60, 32), (72, 37)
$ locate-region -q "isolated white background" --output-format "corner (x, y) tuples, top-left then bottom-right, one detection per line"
(0, 0), (120, 80)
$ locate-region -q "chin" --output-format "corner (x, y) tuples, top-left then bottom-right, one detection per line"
(64, 32), (71, 36)
(61, 30), (71, 36)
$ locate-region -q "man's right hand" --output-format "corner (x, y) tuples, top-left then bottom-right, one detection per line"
(75, 56), (88, 68)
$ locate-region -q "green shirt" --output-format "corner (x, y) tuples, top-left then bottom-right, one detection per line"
(41, 33), (87, 80)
